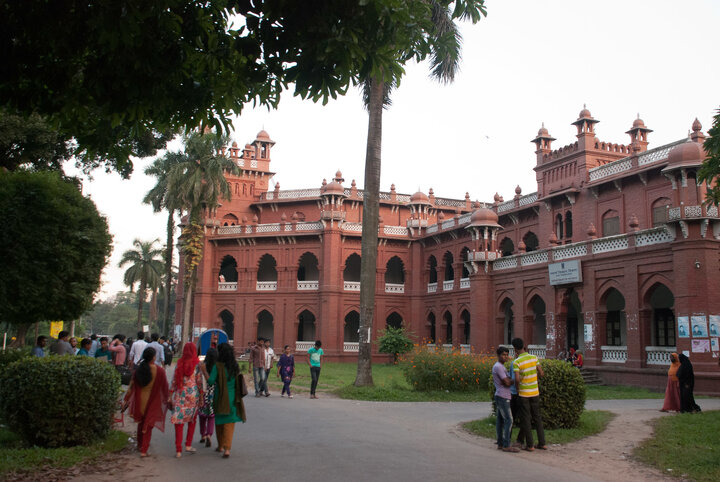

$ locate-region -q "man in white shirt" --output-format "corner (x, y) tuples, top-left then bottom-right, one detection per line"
(128, 331), (148, 368)
(147, 332), (165, 367)
(263, 339), (274, 397)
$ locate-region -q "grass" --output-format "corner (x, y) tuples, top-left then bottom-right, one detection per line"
(634, 410), (720, 482)
(585, 385), (664, 400)
(463, 410), (615, 445)
(0, 427), (128, 478)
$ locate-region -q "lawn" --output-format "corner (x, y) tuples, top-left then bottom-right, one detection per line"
(0, 427), (128, 478)
(634, 410), (720, 482)
(463, 410), (615, 445)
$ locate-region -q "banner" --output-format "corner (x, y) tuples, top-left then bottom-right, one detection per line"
(50, 321), (63, 338)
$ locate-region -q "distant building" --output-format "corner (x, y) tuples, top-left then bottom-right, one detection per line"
(176, 109), (720, 394)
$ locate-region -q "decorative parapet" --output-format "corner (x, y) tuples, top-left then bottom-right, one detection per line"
(295, 341), (314, 352)
(493, 256), (518, 271)
(635, 226), (676, 246)
(256, 223), (281, 233)
(442, 280), (454, 291)
(638, 140), (684, 166)
(342, 222), (363, 232)
(553, 243), (587, 261)
(588, 158), (632, 181)
(497, 192), (538, 213)
(441, 218), (456, 230)
(458, 213), (472, 224)
(520, 251), (548, 266)
(426, 224), (439, 234)
(218, 282), (237, 291)
(645, 346), (675, 365)
(586, 139), (685, 183)
(527, 344), (546, 359)
(343, 342), (359, 352)
(468, 251), (498, 262)
(256, 281), (277, 291)
(427, 282), (437, 293)
(384, 225), (409, 236)
(591, 235), (628, 254)
(297, 280), (319, 290)
(460, 278), (470, 289)
(296, 221), (323, 231)
(385, 283), (405, 293)
(601, 345), (627, 363)
(344, 281), (361, 291)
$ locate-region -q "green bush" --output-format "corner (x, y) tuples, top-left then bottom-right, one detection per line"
(0, 355), (120, 447)
(376, 327), (415, 363)
(0, 348), (31, 368)
(487, 359), (586, 429)
(401, 346), (495, 392)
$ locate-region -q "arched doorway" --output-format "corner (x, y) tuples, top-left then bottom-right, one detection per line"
(648, 284), (675, 346)
(257, 310), (273, 343)
(427, 312), (436, 344)
(461, 310), (470, 345)
(344, 311), (360, 342)
(501, 299), (514, 345)
(603, 288), (626, 346)
(428, 256), (438, 284)
(219, 256), (238, 282)
(530, 296), (546, 345)
(564, 290), (583, 351)
(220, 310), (234, 341)
(386, 312), (403, 329)
(297, 310), (316, 341)
(343, 254), (361, 282)
(297, 252), (319, 281)
(443, 311), (452, 345)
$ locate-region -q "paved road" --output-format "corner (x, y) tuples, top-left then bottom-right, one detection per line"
(113, 394), (720, 482)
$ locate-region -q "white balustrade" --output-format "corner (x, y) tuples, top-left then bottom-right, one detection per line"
(553, 243), (587, 261)
(588, 158), (632, 181)
(685, 205), (702, 218)
(518, 192), (538, 206)
(443, 280), (454, 291)
(343, 222), (363, 232)
(426, 224), (439, 234)
(460, 278), (470, 289)
(592, 235), (629, 254)
(493, 256), (518, 271)
(385, 283), (405, 294)
(218, 282), (237, 291)
(645, 346), (676, 365)
(460, 344), (471, 354)
(296, 221), (323, 231)
(344, 342), (359, 352)
(297, 280), (319, 290)
(435, 198), (465, 207)
(256, 223), (281, 233)
(384, 225), (408, 236)
(520, 251), (548, 266)
(441, 219), (456, 230)
(441, 344), (453, 352)
(497, 200), (515, 213)
(250, 160), (258, 168)
(344, 281), (361, 291)
(638, 140), (683, 166)
(601, 345), (627, 363)
(427, 282), (437, 293)
(295, 341), (314, 352)
(217, 226), (244, 235)
(256, 281), (277, 291)
(458, 213), (472, 224)
(635, 227), (675, 247)
(527, 344), (546, 359)
(668, 207), (681, 221)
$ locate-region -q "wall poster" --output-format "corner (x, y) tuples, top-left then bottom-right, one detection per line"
(709, 315), (720, 337)
(691, 339), (710, 353)
(691, 315), (708, 337)
(677, 316), (690, 338)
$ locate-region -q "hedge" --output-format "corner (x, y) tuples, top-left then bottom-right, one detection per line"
(0, 355), (120, 447)
(402, 346), (495, 392)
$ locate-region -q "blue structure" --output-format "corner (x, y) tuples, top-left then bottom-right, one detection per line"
(198, 329), (228, 355)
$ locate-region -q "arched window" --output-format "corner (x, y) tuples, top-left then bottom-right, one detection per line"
(343, 254), (361, 282)
(386, 312), (403, 329)
(222, 213), (238, 226)
(565, 211), (573, 239)
(461, 247), (471, 278)
(385, 256), (405, 284)
(257, 254), (278, 281)
(344, 311), (360, 343)
(523, 232), (539, 252)
(603, 288), (626, 346)
(602, 210), (620, 237)
(530, 296), (546, 345)
(502, 299), (514, 345)
(427, 312), (436, 344)
(499, 238), (514, 257)
(428, 256), (438, 284)
(651, 198), (671, 227)
(297, 310), (316, 341)
(443, 252), (454, 281)
(297, 252), (319, 281)
(220, 310), (234, 340)
(556, 213), (564, 239)
(257, 310), (273, 342)
(443, 311), (453, 345)
(461, 310), (470, 345)
(648, 284), (675, 346)
(219, 255), (238, 282)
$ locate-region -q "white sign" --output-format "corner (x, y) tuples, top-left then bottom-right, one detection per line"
(584, 324), (593, 342)
(548, 260), (582, 285)
(142, 324), (150, 332)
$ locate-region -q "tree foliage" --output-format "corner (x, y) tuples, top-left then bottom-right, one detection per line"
(0, 170), (112, 328)
(698, 108), (720, 205)
(376, 326), (415, 363)
(118, 239), (164, 331)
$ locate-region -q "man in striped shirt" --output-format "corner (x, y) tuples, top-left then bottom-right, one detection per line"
(512, 337), (546, 451)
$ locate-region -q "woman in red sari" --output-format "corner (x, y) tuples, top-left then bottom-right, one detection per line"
(123, 347), (169, 457)
(660, 352), (681, 412)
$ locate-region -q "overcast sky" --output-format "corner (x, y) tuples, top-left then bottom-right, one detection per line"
(65, 0), (720, 300)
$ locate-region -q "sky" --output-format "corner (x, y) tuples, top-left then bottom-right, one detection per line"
(65, 0), (720, 300)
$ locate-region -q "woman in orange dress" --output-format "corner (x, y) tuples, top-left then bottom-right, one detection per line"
(123, 347), (169, 457)
(660, 352), (681, 412)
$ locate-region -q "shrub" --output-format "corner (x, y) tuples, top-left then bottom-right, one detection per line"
(488, 358), (586, 429)
(0, 355), (120, 447)
(401, 346), (495, 392)
(0, 348), (31, 368)
(376, 327), (415, 363)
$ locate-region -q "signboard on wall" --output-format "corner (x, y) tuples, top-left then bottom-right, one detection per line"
(548, 260), (582, 285)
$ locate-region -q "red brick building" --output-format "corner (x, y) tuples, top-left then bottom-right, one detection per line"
(175, 109), (720, 394)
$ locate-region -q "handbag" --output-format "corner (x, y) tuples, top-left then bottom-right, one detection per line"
(238, 374), (248, 398)
(116, 365), (132, 386)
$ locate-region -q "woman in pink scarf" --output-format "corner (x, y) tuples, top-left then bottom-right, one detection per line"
(169, 343), (203, 457)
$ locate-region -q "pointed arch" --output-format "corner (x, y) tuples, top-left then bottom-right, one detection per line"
(385, 256), (405, 284)
(427, 255), (438, 284)
(219, 255), (238, 282)
(297, 251), (319, 281)
(297, 309), (316, 341)
(219, 309), (234, 341)
(460, 246), (471, 278)
(257, 253), (278, 281)
(343, 253), (361, 282)
(344, 310), (360, 343)
(386, 311), (403, 329)
(256, 309), (273, 342)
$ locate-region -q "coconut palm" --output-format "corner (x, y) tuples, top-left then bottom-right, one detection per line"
(168, 130), (239, 345)
(118, 239), (165, 331)
(355, 1), (486, 387)
(144, 149), (187, 335)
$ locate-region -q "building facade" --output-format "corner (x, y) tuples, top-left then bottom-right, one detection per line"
(175, 109), (720, 394)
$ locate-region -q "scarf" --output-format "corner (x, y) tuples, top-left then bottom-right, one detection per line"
(213, 362), (246, 421)
(174, 342), (199, 388)
(667, 353), (680, 382)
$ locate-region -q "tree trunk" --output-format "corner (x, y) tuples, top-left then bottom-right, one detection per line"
(149, 288), (158, 326)
(354, 77), (384, 387)
(136, 280), (146, 332)
(180, 276), (195, 348)
(10, 323), (31, 347)
(162, 211), (175, 336)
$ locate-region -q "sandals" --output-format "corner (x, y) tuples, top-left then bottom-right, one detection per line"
(185, 446), (197, 454)
(222, 451), (230, 458)
(502, 447), (520, 453)
(523, 446), (535, 452)
(175, 452), (182, 458)
(535, 445), (548, 450)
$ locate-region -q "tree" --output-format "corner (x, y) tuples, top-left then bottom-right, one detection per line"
(118, 239), (164, 332)
(168, 131), (239, 345)
(144, 150), (187, 335)
(377, 327), (415, 364)
(355, 0), (487, 387)
(698, 108), (720, 205)
(0, 170), (112, 345)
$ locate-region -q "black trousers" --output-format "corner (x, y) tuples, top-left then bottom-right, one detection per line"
(518, 395), (545, 448)
(510, 394), (524, 443)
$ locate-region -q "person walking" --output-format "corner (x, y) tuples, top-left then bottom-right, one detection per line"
(122, 347), (169, 457)
(250, 337), (266, 397)
(129, 332), (148, 369)
(493, 346), (519, 452)
(169, 343), (203, 458)
(307, 340), (324, 399)
(147, 333), (165, 367)
(109, 335), (127, 367)
(277, 345), (295, 398)
(660, 352), (681, 412)
(677, 354), (701, 413)
(262, 338), (274, 397)
(198, 347), (218, 447)
(511, 337), (546, 451)
(208, 343), (245, 458)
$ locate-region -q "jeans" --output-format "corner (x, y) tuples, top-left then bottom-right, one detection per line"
(495, 395), (513, 448)
(263, 369), (271, 394)
(310, 366), (321, 395)
(253, 367), (266, 395)
(518, 395), (545, 448)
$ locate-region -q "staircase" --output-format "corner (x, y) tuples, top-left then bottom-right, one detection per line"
(579, 368), (605, 386)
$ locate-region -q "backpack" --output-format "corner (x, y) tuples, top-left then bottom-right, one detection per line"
(164, 345), (173, 365)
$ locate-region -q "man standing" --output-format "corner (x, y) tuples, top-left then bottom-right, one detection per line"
(128, 331), (148, 368)
(88, 334), (99, 357)
(263, 339), (274, 397)
(147, 333), (165, 367)
(493, 346), (519, 452)
(251, 337), (266, 397)
(32, 336), (47, 357)
(512, 337), (546, 451)
(307, 340), (324, 399)
(49, 331), (74, 355)
(94, 337), (112, 362)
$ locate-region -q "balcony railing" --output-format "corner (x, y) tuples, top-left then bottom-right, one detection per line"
(427, 282), (437, 293)
(297, 280), (319, 290)
(343, 342), (359, 352)
(527, 344), (547, 359)
(385, 283), (405, 294)
(601, 345), (627, 363)
(460, 278), (470, 289)
(443, 280), (454, 291)
(218, 282), (237, 291)
(645, 346), (675, 365)
(295, 341), (314, 352)
(344, 281), (360, 291)
(460, 344), (471, 354)
(256, 281), (277, 291)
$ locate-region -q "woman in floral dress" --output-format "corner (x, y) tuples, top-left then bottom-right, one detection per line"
(169, 343), (203, 458)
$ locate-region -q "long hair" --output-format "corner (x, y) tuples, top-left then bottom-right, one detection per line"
(217, 343), (238, 379)
(135, 347), (157, 387)
(204, 347), (219, 376)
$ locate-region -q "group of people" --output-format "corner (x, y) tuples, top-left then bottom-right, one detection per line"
(661, 352), (702, 413)
(123, 342), (245, 458)
(249, 337), (323, 399)
(492, 338), (546, 453)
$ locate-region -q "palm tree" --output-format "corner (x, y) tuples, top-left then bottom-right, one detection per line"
(355, 1), (486, 387)
(168, 130), (239, 346)
(118, 239), (165, 331)
(144, 150), (187, 336)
